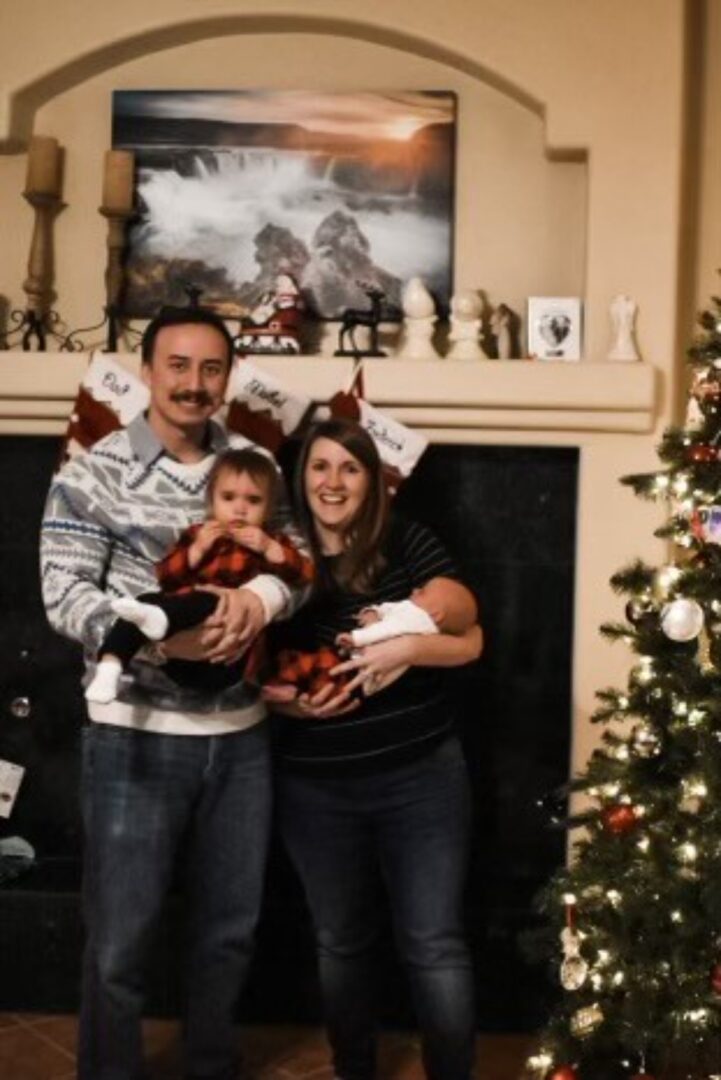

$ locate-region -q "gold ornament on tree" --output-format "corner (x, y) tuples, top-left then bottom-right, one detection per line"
(570, 1002), (604, 1038)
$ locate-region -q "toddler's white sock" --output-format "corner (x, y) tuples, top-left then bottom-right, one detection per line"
(111, 597), (169, 641)
(85, 658), (123, 705)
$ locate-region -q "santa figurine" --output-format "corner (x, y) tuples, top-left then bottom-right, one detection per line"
(238, 271), (305, 354)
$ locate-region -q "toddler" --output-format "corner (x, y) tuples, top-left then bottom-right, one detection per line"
(86, 447), (313, 704)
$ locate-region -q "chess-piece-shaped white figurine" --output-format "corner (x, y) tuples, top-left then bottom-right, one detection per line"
(445, 290), (487, 361)
(607, 294), (640, 361)
(490, 303), (513, 359)
(395, 277), (440, 359)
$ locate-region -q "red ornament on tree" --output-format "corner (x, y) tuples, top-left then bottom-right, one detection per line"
(710, 961), (721, 994)
(549, 1068), (578, 1080)
(601, 804), (638, 835)
(687, 444), (719, 463)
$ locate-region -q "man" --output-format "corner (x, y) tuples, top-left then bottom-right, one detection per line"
(40, 307), (302, 1080)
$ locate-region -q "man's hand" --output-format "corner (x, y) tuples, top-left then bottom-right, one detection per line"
(161, 623), (224, 661)
(197, 586), (266, 663)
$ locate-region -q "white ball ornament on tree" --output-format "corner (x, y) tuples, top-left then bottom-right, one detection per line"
(660, 599), (705, 642)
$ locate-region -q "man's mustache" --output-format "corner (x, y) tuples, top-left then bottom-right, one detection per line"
(171, 391), (213, 406)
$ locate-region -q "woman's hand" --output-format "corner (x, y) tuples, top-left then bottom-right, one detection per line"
(329, 623), (483, 694)
(331, 637), (414, 696)
(263, 680), (360, 719)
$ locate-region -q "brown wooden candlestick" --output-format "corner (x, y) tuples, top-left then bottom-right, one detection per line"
(20, 189), (63, 349)
(99, 205), (135, 351)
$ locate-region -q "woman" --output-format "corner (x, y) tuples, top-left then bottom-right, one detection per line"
(269, 418), (482, 1080)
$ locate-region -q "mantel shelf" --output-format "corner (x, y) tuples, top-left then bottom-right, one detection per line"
(0, 352), (657, 436)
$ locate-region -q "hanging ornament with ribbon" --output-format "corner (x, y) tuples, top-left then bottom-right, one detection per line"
(559, 900), (588, 991)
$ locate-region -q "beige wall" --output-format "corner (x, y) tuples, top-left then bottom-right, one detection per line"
(694, 0), (721, 316)
(0, 0), (699, 781)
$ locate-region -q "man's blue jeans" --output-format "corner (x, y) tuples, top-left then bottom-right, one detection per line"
(79, 722), (272, 1080)
(278, 737), (476, 1080)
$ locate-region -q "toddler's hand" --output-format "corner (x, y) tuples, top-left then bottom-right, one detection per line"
(231, 525), (269, 553)
(188, 520), (225, 566)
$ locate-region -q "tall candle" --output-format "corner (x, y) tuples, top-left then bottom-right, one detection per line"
(25, 135), (61, 197)
(102, 149), (135, 212)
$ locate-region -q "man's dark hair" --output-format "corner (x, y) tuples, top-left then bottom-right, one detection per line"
(141, 307), (235, 367)
(206, 448), (280, 515)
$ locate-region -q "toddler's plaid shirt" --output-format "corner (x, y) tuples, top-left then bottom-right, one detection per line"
(156, 524), (314, 595)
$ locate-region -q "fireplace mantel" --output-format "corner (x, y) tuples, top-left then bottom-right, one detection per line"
(0, 352), (656, 437)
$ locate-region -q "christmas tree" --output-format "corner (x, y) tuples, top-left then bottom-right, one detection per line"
(526, 295), (721, 1080)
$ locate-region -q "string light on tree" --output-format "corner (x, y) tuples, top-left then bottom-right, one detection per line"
(633, 656), (655, 684)
(680, 776), (708, 813)
(654, 563), (682, 597)
(631, 722), (662, 758)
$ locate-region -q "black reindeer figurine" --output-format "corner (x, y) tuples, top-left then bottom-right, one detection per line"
(334, 286), (387, 357)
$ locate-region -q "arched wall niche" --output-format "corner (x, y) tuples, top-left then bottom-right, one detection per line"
(3, 15), (551, 148)
(0, 18), (588, 349)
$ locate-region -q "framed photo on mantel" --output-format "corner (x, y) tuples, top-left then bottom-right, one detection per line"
(527, 296), (582, 361)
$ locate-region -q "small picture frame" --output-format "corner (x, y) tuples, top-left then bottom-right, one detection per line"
(527, 297), (582, 361)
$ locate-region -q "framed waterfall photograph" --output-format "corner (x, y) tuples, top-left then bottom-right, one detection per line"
(112, 89), (457, 321)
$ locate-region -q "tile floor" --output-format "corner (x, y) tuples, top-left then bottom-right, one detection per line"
(0, 1012), (533, 1080)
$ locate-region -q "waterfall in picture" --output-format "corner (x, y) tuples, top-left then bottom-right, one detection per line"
(113, 89), (455, 320)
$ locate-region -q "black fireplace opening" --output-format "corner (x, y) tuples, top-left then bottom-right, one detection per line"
(0, 437), (578, 1032)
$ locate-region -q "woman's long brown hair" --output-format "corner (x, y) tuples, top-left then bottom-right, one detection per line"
(294, 418), (389, 594)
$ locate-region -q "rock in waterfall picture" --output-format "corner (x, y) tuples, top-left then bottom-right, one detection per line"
(112, 90), (456, 321)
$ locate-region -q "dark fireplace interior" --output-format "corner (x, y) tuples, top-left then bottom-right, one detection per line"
(0, 436), (578, 1032)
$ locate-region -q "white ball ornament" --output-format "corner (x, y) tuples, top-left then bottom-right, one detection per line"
(660, 599), (704, 642)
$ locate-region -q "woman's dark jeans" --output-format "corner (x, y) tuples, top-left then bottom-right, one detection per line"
(278, 737), (476, 1080)
(79, 721), (272, 1080)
